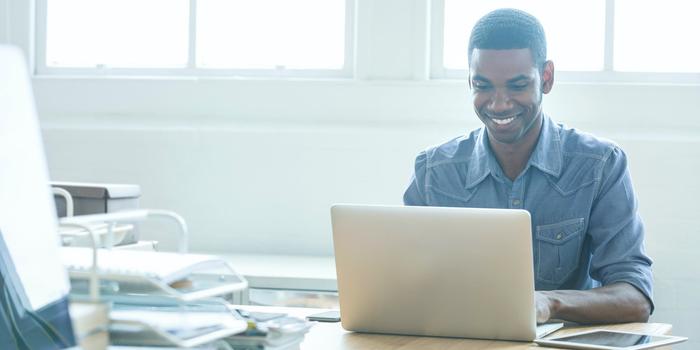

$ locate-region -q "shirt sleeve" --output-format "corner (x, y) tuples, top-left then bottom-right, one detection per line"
(403, 151), (428, 206)
(588, 146), (654, 312)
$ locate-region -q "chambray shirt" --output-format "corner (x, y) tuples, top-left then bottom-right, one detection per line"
(403, 116), (653, 306)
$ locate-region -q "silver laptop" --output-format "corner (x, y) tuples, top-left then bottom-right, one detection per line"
(330, 204), (562, 341)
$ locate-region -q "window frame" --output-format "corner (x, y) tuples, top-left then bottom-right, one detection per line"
(34, 0), (356, 78)
(430, 0), (700, 83)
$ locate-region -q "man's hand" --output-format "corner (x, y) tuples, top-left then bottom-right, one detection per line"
(534, 283), (651, 324)
(535, 291), (555, 324)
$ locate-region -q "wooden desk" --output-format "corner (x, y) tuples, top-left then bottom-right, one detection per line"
(240, 306), (673, 350)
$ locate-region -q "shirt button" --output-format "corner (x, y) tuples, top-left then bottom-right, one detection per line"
(512, 199), (521, 206)
(556, 233), (563, 240)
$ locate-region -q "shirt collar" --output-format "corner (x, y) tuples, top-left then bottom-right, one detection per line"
(465, 115), (562, 189)
(528, 115), (563, 178)
(466, 128), (499, 189)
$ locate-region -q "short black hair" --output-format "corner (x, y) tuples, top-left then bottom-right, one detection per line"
(468, 8), (547, 71)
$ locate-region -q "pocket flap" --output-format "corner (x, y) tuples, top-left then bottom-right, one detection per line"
(536, 218), (584, 244)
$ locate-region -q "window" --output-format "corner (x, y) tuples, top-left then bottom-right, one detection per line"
(441, 0), (606, 72)
(45, 0), (190, 68)
(37, 0), (353, 76)
(614, 0), (700, 72)
(433, 0), (700, 80)
(196, 0), (346, 70)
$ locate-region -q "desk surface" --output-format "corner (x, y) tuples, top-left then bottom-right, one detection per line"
(240, 306), (673, 350)
(220, 253), (337, 291)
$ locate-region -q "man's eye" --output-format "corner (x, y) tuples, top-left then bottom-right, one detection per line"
(473, 83), (491, 90)
(510, 83), (528, 90)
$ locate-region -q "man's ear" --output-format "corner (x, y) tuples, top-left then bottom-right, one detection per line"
(467, 73), (473, 90)
(541, 60), (554, 94)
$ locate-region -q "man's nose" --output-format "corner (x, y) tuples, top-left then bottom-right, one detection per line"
(487, 89), (513, 114)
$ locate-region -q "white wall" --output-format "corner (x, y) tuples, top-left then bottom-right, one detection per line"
(34, 79), (700, 256)
(37, 82), (700, 344)
(0, 0), (8, 43)
(4, 0), (700, 345)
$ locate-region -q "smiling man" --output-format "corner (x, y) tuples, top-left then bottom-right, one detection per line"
(403, 8), (653, 324)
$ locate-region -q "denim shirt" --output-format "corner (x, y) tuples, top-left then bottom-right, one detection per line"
(403, 116), (653, 306)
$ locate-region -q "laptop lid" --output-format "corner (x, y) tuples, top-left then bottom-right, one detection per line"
(331, 204), (537, 341)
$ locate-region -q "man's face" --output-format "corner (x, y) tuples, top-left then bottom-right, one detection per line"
(469, 48), (552, 145)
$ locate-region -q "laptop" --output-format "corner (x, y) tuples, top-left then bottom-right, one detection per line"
(330, 204), (562, 342)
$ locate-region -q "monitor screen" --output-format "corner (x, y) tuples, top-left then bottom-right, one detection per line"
(0, 45), (75, 348)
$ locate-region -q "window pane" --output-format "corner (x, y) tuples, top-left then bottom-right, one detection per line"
(196, 0), (346, 69)
(443, 0), (606, 71)
(614, 0), (700, 72)
(46, 0), (189, 68)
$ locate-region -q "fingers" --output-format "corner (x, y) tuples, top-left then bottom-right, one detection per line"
(535, 291), (551, 324)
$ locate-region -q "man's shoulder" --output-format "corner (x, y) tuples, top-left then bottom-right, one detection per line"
(557, 123), (622, 162)
(419, 128), (482, 167)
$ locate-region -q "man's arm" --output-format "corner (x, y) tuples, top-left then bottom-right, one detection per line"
(537, 146), (653, 324)
(536, 282), (652, 324)
(403, 151), (428, 206)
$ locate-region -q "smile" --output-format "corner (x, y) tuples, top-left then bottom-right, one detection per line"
(490, 115), (517, 125)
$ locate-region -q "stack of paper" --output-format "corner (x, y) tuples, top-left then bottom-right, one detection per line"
(109, 307), (248, 347)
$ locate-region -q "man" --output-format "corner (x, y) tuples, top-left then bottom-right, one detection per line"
(403, 9), (652, 324)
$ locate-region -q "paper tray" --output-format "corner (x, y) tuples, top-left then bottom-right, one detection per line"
(110, 321), (245, 348)
(68, 271), (247, 302)
(110, 311), (247, 347)
(59, 223), (135, 247)
(63, 248), (248, 302)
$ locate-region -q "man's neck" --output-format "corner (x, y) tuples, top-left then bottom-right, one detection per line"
(489, 116), (543, 181)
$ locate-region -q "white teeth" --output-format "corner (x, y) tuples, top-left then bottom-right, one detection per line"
(492, 116), (515, 125)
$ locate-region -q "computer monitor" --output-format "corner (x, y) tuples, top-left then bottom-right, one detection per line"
(0, 45), (76, 348)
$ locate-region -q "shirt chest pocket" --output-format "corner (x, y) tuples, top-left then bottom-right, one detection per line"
(535, 218), (585, 285)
